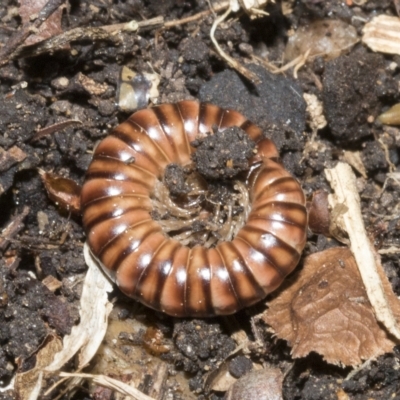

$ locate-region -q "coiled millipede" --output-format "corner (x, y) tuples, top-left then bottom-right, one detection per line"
(81, 101), (308, 317)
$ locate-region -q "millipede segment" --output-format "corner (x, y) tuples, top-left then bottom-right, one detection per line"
(81, 101), (307, 317)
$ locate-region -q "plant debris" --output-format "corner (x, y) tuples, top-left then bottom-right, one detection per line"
(362, 15), (400, 56)
(263, 247), (397, 366)
(378, 103), (400, 126)
(284, 19), (358, 62)
(19, 0), (64, 46)
(325, 162), (400, 340)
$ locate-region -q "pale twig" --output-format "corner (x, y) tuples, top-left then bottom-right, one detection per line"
(254, 49), (311, 78)
(345, 358), (373, 380)
(251, 54), (280, 73)
(293, 48), (311, 78)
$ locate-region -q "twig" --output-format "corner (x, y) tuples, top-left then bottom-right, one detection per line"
(325, 162), (400, 340)
(0, 206), (30, 251)
(0, 0), (66, 67)
(31, 119), (82, 142)
(251, 54), (280, 73)
(164, 1), (229, 28)
(104, 16), (164, 32)
(210, 5), (261, 84)
(6, 17), (163, 62)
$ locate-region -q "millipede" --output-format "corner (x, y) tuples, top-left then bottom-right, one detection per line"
(81, 100), (308, 317)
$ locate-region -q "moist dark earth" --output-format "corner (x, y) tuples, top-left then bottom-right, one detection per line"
(1, 0), (400, 399)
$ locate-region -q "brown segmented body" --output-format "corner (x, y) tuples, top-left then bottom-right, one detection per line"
(81, 101), (307, 317)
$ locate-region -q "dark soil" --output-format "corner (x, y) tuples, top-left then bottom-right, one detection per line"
(191, 126), (256, 180)
(1, 0), (400, 399)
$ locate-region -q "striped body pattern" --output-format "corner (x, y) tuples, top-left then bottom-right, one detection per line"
(81, 101), (308, 317)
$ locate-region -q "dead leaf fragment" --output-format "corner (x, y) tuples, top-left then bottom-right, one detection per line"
(224, 368), (283, 400)
(42, 275), (62, 292)
(263, 247), (397, 366)
(208, 368), (237, 392)
(19, 0), (64, 46)
(285, 19), (358, 62)
(341, 151), (367, 179)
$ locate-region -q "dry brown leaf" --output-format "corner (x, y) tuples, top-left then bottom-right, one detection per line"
(19, 0), (64, 46)
(263, 247), (397, 366)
